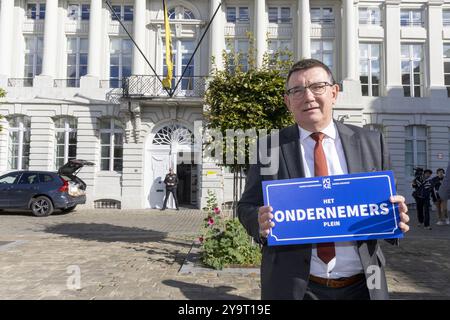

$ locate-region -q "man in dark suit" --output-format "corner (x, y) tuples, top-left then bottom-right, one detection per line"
(237, 59), (410, 300)
(161, 168), (179, 211)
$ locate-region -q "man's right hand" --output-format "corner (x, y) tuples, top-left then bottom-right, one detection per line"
(258, 206), (275, 238)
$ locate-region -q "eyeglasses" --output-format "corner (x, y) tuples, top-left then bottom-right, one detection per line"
(286, 82), (333, 99)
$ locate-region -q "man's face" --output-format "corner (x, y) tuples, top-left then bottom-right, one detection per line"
(284, 67), (339, 132)
(424, 172), (431, 179)
(438, 171), (444, 178)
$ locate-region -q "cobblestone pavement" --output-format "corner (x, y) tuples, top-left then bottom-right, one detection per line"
(0, 207), (449, 300)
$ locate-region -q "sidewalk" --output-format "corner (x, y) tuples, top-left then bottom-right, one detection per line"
(0, 207), (449, 299)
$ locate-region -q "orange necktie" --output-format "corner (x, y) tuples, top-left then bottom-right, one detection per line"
(310, 132), (336, 264)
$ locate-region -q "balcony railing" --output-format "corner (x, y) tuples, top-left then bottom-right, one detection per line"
(7, 78), (33, 87)
(122, 75), (209, 98)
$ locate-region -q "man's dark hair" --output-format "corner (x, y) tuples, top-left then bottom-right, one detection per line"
(437, 168), (445, 174)
(424, 169), (432, 175)
(285, 59), (336, 90)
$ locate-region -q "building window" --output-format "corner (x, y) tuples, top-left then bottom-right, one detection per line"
(401, 44), (423, 97)
(400, 9), (423, 27)
(444, 44), (450, 97)
(267, 39), (292, 63)
(67, 37), (88, 87)
(311, 40), (334, 75)
(444, 10), (450, 26)
(99, 118), (124, 172)
(359, 43), (381, 96)
(111, 5), (133, 21)
(163, 40), (195, 91)
(8, 116), (31, 170)
(225, 39), (249, 72)
(54, 118), (77, 169)
(110, 38), (132, 88)
(67, 3), (90, 21)
(311, 7), (334, 25)
(405, 126), (427, 176)
(359, 6), (381, 25)
(226, 6), (249, 23)
(26, 2), (45, 20)
(268, 7), (291, 23)
(24, 36), (43, 87)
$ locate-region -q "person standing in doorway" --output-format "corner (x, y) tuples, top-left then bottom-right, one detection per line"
(431, 168), (448, 225)
(161, 168), (179, 211)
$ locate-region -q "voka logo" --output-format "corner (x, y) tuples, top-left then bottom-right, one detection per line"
(322, 177), (331, 190)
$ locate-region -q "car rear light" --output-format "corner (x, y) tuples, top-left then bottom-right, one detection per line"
(59, 178), (69, 192)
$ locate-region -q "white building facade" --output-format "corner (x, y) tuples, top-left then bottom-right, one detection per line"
(1, 0), (450, 209)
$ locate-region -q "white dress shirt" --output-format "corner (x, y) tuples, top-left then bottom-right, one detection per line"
(298, 121), (364, 279)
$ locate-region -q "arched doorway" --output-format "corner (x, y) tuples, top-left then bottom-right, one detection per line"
(145, 123), (199, 209)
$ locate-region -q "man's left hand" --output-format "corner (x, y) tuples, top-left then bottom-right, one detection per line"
(390, 195), (410, 233)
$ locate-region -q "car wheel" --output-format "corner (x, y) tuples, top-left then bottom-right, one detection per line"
(61, 205), (77, 214)
(31, 196), (54, 217)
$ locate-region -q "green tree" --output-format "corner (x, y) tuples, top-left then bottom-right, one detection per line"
(204, 35), (294, 215)
(0, 88), (5, 132)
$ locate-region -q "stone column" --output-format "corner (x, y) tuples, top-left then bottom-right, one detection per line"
(41, 0), (58, 78)
(343, 0), (357, 80)
(428, 1), (446, 97)
(255, 0), (266, 67)
(385, 1), (403, 96)
(132, 0), (146, 75)
(82, 0), (102, 88)
(209, 0), (224, 71)
(0, 0), (14, 86)
(298, 0), (311, 59)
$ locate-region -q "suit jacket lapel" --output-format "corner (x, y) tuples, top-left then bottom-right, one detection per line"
(335, 121), (362, 174)
(280, 124), (305, 179)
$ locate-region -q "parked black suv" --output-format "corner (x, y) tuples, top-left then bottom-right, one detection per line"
(0, 159), (94, 216)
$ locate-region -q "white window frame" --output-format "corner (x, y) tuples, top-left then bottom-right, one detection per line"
(268, 6), (292, 24)
(99, 119), (124, 172)
(67, 37), (88, 87)
(67, 3), (90, 21)
(401, 43), (424, 97)
(111, 4), (133, 21)
(444, 10), (450, 27)
(359, 42), (381, 96)
(168, 6), (195, 20)
(26, 1), (45, 20)
(400, 9), (423, 27)
(225, 39), (250, 72)
(444, 43), (450, 98)
(54, 118), (77, 169)
(405, 126), (428, 176)
(358, 6), (381, 25)
(109, 38), (132, 88)
(311, 7), (334, 25)
(226, 6), (249, 23)
(24, 36), (43, 85)
(163, 39), (195, 91)
(7, 117), (31, 170)
(311, 39), (335, 76)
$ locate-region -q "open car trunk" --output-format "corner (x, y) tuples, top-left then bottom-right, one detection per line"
(58, 159), (94, 196)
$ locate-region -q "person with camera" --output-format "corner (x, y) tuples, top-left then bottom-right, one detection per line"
(412, 168), (433, 230)
(431, 168), (448, 225)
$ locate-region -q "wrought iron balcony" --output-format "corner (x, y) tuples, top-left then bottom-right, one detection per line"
(122, 75), (209, 98)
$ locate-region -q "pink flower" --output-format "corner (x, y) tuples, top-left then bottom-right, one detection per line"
(213, 207), (221, 214)
(208, 218), (214, 225)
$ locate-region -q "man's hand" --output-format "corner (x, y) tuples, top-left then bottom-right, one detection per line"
(258, 206), (275, 238)
(390, 195), (410, 233)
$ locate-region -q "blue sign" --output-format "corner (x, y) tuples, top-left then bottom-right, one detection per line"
(262, 171), (403, 246)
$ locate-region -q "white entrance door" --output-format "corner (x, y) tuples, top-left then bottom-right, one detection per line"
(148, 151), (171, 209)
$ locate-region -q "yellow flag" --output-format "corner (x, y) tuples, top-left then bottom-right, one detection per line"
(162, 0), (173, 89)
